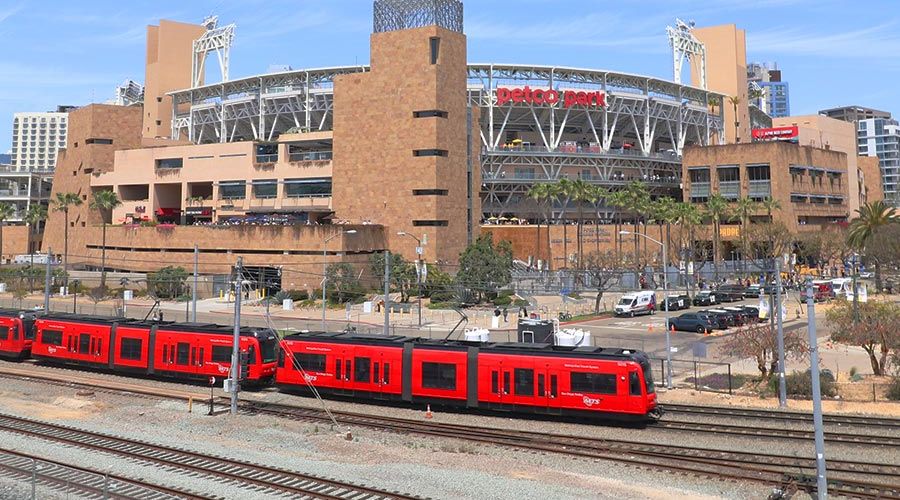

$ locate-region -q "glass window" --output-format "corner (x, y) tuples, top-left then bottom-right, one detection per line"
(219, 181), (246, 200)
(717, 166), (740, 183)
(344, 360), (351, 381)
(383, 363), (390, 384)
(335, 359), (342, 380)
(295, 353), (326, 372)
(689, 168), (710, 183)
(176, 343), (190, 365)
(155, 158), (183, 169)
(120, 338), (142, 360)
(354, 357), (371, 383)
(570, 372), (617, 395)
(212, 345), (232, 363)
(629, 371), (642, 396)
(642, 362), (655, 394)
(259, 338), (277, 363)
(747, 164), (770, 181)
(252, 180), (277, 199)
(550, 375), (557, 397)
(78, 334), (90, 354)
(538, 374), (545, 396)
(284, 178), (332, 198)
(0, 326), (7, 340)
(374, 362), (380, 384)
(491, 371), (499, 393)
(422, 362), (457, 390)
(514, 368), (534, 396)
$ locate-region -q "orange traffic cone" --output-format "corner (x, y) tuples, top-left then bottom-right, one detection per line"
(648, 324), (654, 334)
(670, 324), (676, 335)
(425, 404), (433, 419)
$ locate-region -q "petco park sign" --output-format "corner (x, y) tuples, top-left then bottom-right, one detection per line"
(497, 86), (606, 109)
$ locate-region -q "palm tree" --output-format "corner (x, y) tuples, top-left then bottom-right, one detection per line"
(760, 197), (781, 222)
(606, 189), (628, 262)
(675, 202), (702, 293)
(623, 181), (651, 272)
(23, 204), (48, 291)
(0, 203), (15, 266)
(89, 190), (122, 290)
(53, 192), (84, 286)
(728, 95), (742, 142)
(526, 183), (552, 267)
(652, 197), (678, 260)
(566, 178), (595, 268)
(553, 179), (573, 267)
(848, 201), (897, 291)
(729, 197), (758, 271)
(705, 194), (730, 282)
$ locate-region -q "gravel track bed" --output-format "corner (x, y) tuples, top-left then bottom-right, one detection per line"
(658, 413), (900, 439)
(0, 379), (781, 499)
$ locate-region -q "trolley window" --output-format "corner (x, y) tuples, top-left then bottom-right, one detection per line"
(570, 372), (617, 395)
(629, 371), (642, 396)
(422, 362), (456, 390)
(78, 334), (91, 354)
(211, 346), (232, 363)
(514, 368), (534, 397)
(335, 359), (342, 380)
(642, 361), (655, 394)
(259, 337), (277, 363)
(119, 338), (143, 361)
(354, 357), (371, 383)
(491, 371), (499, 394)
(248, 345), (257, 365)
(176, 343), (190, 365)
(383, 363), (390, 385)
(0, 326), (7, 340)
(538, 374), (545, 397)
(295, 353), (326, 372)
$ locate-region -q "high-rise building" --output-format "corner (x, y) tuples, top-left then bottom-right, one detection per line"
(857, 117), (900, 205)
(747, 62), (790, 118)
(9, 108), (70, 173)
(820, 105), (890, 124)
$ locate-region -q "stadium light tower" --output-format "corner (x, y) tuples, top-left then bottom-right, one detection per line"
(666, 18), (706, 89)
(192, 15), (236, 88)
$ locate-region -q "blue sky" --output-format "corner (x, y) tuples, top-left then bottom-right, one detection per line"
(2, 0), (899, 152)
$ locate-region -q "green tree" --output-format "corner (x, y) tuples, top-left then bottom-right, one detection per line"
(369, 253), (416, 302)
(729, 197), (758, 266)
(723, 322), (808, 380)
(525, 183), (554, 266)
(675, 202), (703, 291)
(583, 251), (620, 313)
(606, 189), (628, 262)
(622, 181), (651, 274)
(456, 233), (513, 302)
(565, 178), (599, 268)
(324, 262), (363, 304)
(728, 95), (742, 142)
(23, 204), (47, 291)
(848, 201), (897, 291)
(760, 197), (781, 222)
(52, 192), (84, 284)
(827, 301), (900, 376)
(705, 194), (730, 281)
(147, 266), (188, 299)
(0, 202), (15, 266)
(651, 197), (678, 264)
(89, 190), (122, 290)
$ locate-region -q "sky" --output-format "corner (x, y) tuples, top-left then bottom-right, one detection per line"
(2, 0), (900, 152)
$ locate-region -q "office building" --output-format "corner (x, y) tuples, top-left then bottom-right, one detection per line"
(9, 108), (70, 172)
(747, 62), (790, 118)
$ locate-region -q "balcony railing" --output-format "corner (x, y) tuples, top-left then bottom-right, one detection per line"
(255, 154), (278, 164)
(485, 145), (680, 161)
(289, 151), (333, 162)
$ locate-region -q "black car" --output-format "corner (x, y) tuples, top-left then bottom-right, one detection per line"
(693, 291), (718, 306)
(701, 309), (732, 329)
(666, 312), (717, 334)
(744, 284), (763, 298)
(723, 306), (751, 326)
(740, 305), (765, 323)
(660, 294), (691, 311)
(715, 285), (746, 302)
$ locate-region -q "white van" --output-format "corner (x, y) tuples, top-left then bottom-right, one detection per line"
(830, 278), (852, 297)
(615, 291), (656, 317)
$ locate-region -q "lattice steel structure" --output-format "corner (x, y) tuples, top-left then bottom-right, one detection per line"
(667, 19), (706, 89)
(373, 0), (463, 33)
(168, 64), (724, 222)
(192, 16), (236, 88)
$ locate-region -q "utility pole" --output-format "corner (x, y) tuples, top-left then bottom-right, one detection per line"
(230, 257), (243, 416)
(775, 256), (787, 408)
(384, 250), (391, 336)
(851, 253), (859, 324)
(806, 281), (828, 499)
(43, 248), (52, 312)
(192, 245), (198, 323)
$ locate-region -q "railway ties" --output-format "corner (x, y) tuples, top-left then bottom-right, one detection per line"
(0, 413), (418, 500)
(663, 403), (900, 429)
(654, 420), (900, 447)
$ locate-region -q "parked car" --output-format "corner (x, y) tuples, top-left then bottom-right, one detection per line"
(859, 271), (874, 279)
(740, 305), (765, 323)
(660, 293), (691, 311)
(723, 306), (751, 326)
(800, 286), (830, 303)
(666, 313), (717, 333)
(715, 285), (746, 302)
(693, 290), (718, 306)
(744, 284), (763, 298)
(701, 309), (732, 329)
(614, 291), (657, 317)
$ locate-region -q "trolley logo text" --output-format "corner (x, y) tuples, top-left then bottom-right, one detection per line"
(496, 86), (606, 109)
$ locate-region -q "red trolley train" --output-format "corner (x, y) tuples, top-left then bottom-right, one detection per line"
(30, 313), (278, 383)
(276, 332), (660, 421)
(0, 309), (38, 360)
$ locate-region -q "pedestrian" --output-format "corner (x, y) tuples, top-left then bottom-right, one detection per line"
(494, 307), (501, 318)
(503, 307), (508, 322)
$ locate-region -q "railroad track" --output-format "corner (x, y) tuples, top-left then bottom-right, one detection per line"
(664, 403), (900, 429)
(0, 449), (211, 499)
(0, 413), (419, 500)
(653, 419), (900, 447)
(239, 400), (900, 499)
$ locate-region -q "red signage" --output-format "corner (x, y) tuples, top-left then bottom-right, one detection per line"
(752, 126), (798, 140)
(497, 86), (605, 109)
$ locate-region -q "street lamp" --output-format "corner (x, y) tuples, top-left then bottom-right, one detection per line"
(397, 231), (424, 328)
(620, 230), (673, 389)
(322, 230), (357, 331)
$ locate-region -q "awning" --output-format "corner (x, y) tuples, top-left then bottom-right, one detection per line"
(155, 208), (181, 216)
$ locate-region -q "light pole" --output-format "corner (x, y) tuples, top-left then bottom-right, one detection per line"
(621, 230), (672, 389)
(397, 231), (424, 328)
(322, 230), (357, 331)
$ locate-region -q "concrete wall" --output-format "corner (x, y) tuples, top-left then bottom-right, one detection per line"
(859, 155), (884, 204)
(692, 24), (750, 144)
(0, 225), (34, 263)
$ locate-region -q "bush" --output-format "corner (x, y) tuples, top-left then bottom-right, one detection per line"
(686, 373), (752, 391)
(887, 378), (900, 401)
(274, 289), (309, 303)
(147, 266), (188, 299)
(429, 290), (456, 304)
(491, 295), (513, 307)
(512, 298), (530, 307)
(768, 369), (837, 398)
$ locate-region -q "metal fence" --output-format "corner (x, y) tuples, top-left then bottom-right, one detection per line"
(652, 357), (735, 394)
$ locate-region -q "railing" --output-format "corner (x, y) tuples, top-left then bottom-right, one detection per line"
(486, 145), (681, 161)
(485, 173), (681, 185)
(255, 154), (278, 164)
(289, 151), (333, 162)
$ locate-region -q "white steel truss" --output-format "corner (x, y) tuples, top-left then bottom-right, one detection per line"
(667, 19), (706, 89)
(192, 16), (236, 88)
